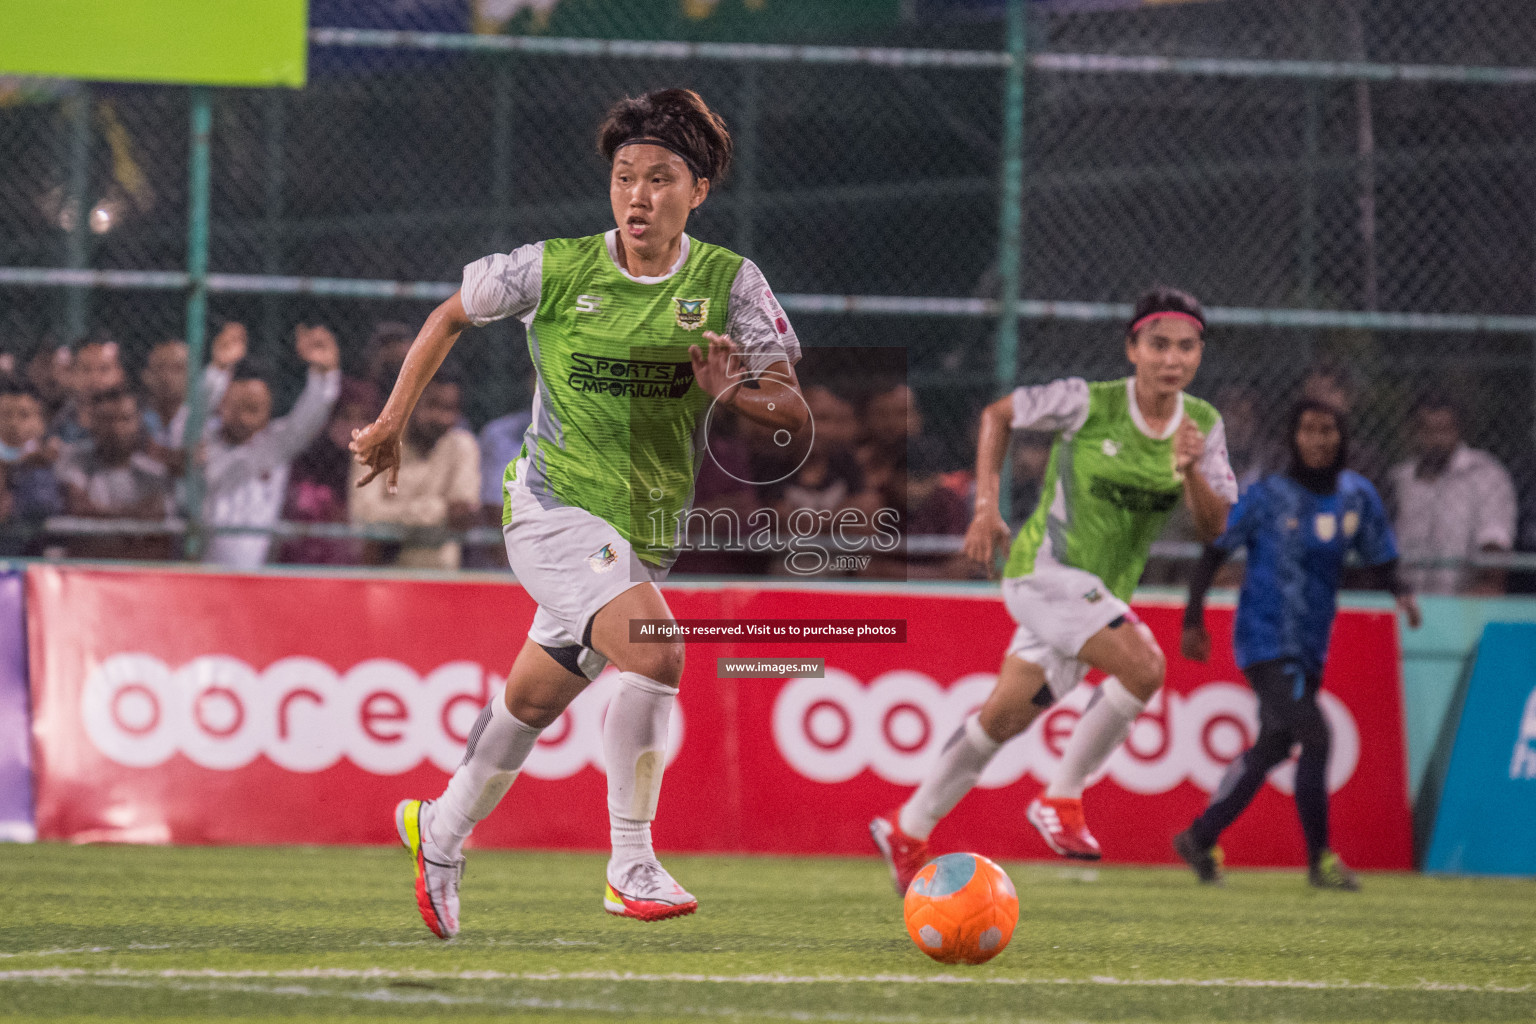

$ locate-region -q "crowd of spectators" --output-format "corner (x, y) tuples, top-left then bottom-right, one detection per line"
(0, 320), (486, 572)
(0, 328), (1531, 593)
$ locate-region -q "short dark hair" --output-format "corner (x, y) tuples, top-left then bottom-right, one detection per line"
(229, 358), (269, 384)
(89, 385), (137, 409)
(428, 361), (464, 391)
(597, 88), (733, 184)
(0, 382), (43, 405)
(1126, 286), (1205, 336)
(1411, 390), (1460, 423)
(367, 321), (415, 352)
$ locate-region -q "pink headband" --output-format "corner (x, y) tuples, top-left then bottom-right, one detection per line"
(1130, 310), (1204, 335)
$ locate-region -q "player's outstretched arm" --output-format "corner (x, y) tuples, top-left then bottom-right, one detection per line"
(962, 395), (1016, 575)
(350, 292), (474, 492)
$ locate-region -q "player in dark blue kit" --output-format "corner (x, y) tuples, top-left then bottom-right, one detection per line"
(1173, 399), (1421, 890)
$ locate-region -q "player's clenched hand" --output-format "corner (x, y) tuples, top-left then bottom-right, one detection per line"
(1180, 622), (1211, 662)
(350, 419), (403, 493)
(690, 331), (739, 402)
(1174, 414), (1205, 473)
(1397, 593), (1423, 630)
(962, 507), (1012, 577)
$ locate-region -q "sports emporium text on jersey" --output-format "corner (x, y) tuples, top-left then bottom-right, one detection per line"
(566, 352), (695, 400)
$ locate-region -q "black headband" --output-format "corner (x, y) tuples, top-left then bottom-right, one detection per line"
(613, 136), (704, 180)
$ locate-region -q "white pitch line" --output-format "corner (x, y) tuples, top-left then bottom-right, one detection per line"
(0, 974), (998, 1024)
(0, 967), (1530, 995)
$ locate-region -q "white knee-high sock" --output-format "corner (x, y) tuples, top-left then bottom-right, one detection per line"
(898, 714), (1002, 841)
(603, 671), (676, 867)
(1046, 678), (1146, 800)
(429, 694), (542, 859)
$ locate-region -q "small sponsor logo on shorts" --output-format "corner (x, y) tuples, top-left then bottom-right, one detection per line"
(1082, 588), (1103, 603)
(588, 543), (619, 573)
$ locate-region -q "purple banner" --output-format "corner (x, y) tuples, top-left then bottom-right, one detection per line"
(0, 570), (32, 841)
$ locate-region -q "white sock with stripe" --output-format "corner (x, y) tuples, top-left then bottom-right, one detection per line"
(429, 694), (542, 860)
(1046, 678), (1146, 800)
(898, 714), (1002, 841)
(603, 672), (676, 874)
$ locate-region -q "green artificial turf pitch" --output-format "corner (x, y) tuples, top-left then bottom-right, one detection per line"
(2, 844), (1533, 1023)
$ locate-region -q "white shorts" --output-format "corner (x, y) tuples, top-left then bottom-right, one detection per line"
(1001, 561), (1131, 699)
(503, 481), (669, 680)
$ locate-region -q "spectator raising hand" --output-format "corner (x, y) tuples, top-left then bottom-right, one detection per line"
(295, 323), (341, 373)
(201, 323), (342, 570)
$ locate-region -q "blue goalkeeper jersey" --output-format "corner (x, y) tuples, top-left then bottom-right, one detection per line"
(1215, 470), (1398, 673)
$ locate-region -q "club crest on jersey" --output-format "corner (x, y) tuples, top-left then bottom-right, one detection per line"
(1314, 513), (1337, 542)
(1343, 510), (1360, 538)
(1101, 439), (1120, 457)
(674, 297), (709, 331)
(588, 543), (620, 574)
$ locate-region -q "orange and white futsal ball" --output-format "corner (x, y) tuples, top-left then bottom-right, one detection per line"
(902, 852), (1019, 965)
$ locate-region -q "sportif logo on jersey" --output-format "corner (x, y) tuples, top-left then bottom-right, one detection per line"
(1089, 477), (1180, 514)
(566, 352), (694, 399)
(78, 654), (682, 778)
(1101, 439), (1120, 457)
(772, 668), (1359, 796)
(575, 294), (603, 314)
(673, 297), (708, 330)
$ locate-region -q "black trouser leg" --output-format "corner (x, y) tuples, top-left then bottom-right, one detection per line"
(1291, 699), (1333, 863)
(1188, 726), (1293, 850)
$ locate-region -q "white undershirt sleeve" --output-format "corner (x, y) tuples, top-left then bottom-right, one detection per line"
(1197, 416), (1240, 503)
(726, 259), (801, 374)
(1009, 377), (1091, 434)
(460, 242), (545, 327)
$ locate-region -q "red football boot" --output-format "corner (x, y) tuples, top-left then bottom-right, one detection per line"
(1027, 795), (1102, 860)
(869, 810), (931, 895)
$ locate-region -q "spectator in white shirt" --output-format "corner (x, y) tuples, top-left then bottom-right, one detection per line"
(349, 367), (480, 570)
(202, 325), (341, 570)
(1389, 393), (1517, 595)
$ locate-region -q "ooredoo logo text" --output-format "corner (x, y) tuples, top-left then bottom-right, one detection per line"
(771, 668), (1360, 796)
(80, 654), (682, 778)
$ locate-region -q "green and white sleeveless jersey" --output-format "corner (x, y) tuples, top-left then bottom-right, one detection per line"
(1004, 377), (1238, 601)
(460, 231), (800, 566)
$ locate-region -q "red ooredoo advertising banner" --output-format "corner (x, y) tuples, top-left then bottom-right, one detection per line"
(28, 565), (1412, 868)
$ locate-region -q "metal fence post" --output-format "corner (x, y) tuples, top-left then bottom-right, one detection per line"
(61, 87), (92, 343)
(994, 0), (1027, 523)
(179, 87), (214, 559)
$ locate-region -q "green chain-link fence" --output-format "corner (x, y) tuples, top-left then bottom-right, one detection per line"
(2, 0), (1535, 583)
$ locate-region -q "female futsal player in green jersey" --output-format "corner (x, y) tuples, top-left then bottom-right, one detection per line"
(873, 287), (1238, 890)
(351, 89), (804, 937)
